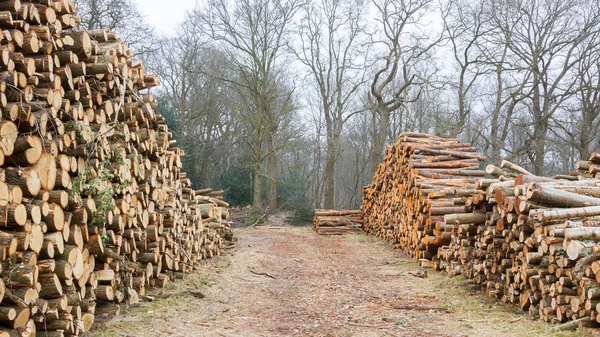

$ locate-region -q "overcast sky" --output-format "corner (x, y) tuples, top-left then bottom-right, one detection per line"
(133, 0), (197, 35)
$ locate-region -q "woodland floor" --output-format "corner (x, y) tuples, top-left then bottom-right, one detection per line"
(91, 223), (588, 337)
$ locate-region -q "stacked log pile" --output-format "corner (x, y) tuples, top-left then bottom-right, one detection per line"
(0, 1), (233, 336)
(313, 209), (362, 235)
(362, 132), (485, 258)
(432, 160), (600, 330)
(363, 133), (600, 331)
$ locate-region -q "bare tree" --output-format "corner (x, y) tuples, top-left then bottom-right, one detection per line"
(195, 0), (302, 210)
(572, 48), (600, 160)
(440, 0), (490, 138)
(491, 0), (600, 174)
(294, 0), (369, 209)
(73, 0), (155, 56)
(550, 42), (600, 161)
(306, 103), (326, 208)
(368, 0), (441, 174)
(147, 27), (244, 189)
(337, 113), (373, 209)
(148, 29), (205, 127)
(459, 0), (530, 164)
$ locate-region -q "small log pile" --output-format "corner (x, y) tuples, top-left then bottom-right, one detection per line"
(313, 209), (362, 235)
(576, 153), (600, 179)
(191, 188), (234, 255)
(0, 1), (233, 336)
(363, 133), (600, 331)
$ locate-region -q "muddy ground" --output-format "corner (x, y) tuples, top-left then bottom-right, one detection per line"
(91, 226), (586, 337)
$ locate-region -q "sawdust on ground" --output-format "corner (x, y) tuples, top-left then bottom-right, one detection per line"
(91, 226), (587, 337)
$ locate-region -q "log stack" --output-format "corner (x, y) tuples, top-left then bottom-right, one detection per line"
(313, 209), (362, 235)
(190, 188), (233, 256)
(432, 161), (600, 331)
(0, 1), (233, 336)
(576, 152), (600, 179)
(363, 133), (600, 332)
(362, 132), (485, 258)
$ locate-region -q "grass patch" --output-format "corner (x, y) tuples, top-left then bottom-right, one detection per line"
(347, 233), (370, 241)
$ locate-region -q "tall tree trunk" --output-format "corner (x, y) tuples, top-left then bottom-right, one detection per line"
(178, 66), (186, 128)
(370, 108), (390, 176)
(454, 82), (466, 138)
(313, 132), (322, 209)
(323, 134), (338, 209)
(490, 63), (503, 164)
(579, 109), (594, 160)
(267, 130), (277, 212)
(488, 45), (515, 165)
(490, 103), (502, 164)
(532, 120), (547, 175)
(253, 162), (262, 208)
(448, 69), (468, 138)
(532, 73), (546, 176)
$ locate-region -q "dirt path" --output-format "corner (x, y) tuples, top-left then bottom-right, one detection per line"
(92, 226), (585, 337)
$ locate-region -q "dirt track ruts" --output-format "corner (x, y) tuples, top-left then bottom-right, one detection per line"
(92, 226), (586, 337)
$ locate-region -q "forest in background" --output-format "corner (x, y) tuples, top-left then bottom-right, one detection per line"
(74, 0), (600, 222)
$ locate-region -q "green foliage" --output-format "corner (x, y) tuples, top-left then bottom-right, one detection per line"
(244, 206), (267, 226)
(158, 99), (180, 136)
(70, 154), (123, 228)
(277, 166), (314, 225)
(290, 200), (314, 226)
(215, 163), (254, 207)
(68, 125), (129, 230)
